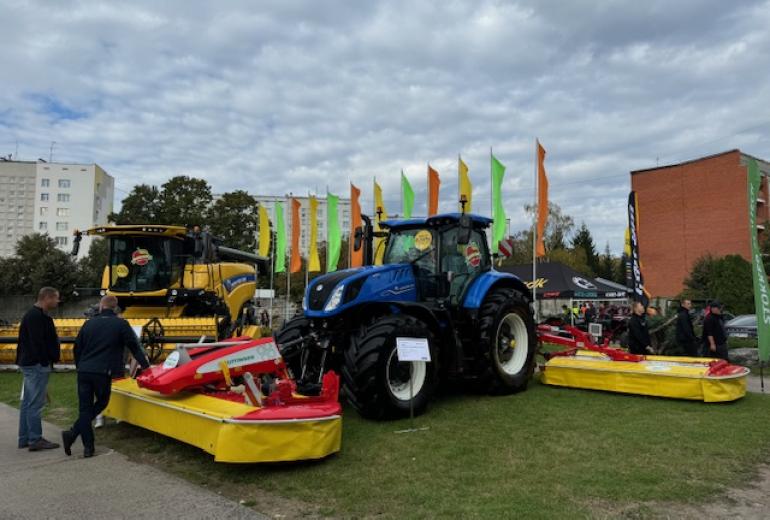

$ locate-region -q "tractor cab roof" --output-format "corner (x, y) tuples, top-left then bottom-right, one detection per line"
(84, 225), (189, 238)
(379, 213), (492, 230)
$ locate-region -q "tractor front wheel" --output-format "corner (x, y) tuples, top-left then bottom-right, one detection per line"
(476, 288), (536, 394)
(343, 314), (438, 419)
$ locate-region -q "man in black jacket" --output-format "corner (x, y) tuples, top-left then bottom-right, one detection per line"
(675, 299), (698, 357)
(702, 300), (728, 360)
(627, 301), (652, 355)
(61, 295), (150, 457)
(17, 287), (61, 451)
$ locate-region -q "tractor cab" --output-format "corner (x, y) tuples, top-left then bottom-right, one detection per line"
(379, 213), (492, 304)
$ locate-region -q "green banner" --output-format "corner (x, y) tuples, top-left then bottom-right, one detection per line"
(401, 171), (414, 218)
(491, 154), (507, 253)
(748, 158), (770, 362)
(274, 201), (286, 273)
(327, 192), (341, 272)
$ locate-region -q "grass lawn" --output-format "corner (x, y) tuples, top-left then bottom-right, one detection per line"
(2, 371), (770, 519)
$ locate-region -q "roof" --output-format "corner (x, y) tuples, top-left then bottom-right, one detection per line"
(631, 149), (770, 175)
(498, 262), (630, 299)
(85, 225), (189, 238)
(380, 213), (493, 229)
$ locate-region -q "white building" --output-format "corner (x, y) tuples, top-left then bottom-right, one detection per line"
(254, 194), (351, 257)
(0, 159), (114, 258)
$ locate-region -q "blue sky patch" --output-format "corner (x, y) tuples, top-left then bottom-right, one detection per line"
(27, 93), (87, 121)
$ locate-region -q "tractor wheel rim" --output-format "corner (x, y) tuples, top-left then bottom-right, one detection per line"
(386, 348), (427, 401)
(496, 312), (528, 375)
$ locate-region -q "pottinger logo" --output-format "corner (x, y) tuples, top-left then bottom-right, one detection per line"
(465, 243), (481, 267)
(131, 248), (153, 266)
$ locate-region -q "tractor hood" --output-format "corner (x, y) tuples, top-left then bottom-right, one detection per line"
(304, 264), (417, 318)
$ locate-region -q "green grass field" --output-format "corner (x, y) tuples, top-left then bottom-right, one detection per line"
(2, 371), (769, 519)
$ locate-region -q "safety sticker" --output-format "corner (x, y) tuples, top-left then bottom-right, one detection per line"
(115, 264), (129, 278)
(131, 248), (153, 266)
(465, 242), (481, 267)
(414, 230), (432, 251)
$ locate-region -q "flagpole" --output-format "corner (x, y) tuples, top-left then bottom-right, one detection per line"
(532, 138), (538, 321)
(268, 230), (275, 330)
(458, 154), (461, 211)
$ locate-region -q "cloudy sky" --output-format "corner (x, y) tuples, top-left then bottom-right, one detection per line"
(2, 0), (770, 253)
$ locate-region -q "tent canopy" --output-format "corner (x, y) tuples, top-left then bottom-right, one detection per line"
(500, 262), (630, 300)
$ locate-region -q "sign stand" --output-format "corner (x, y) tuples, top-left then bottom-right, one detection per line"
(394, 337), (430, 434)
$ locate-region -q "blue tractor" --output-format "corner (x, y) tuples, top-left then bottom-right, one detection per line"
(277, 212), (536, 419)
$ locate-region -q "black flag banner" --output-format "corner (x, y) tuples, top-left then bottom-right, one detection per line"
(627, 191), (649, 307)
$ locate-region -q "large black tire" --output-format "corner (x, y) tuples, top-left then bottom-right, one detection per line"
(342, 314), (439, 420)
(475, 288), (536, 394)
(275, 316), (311, 380)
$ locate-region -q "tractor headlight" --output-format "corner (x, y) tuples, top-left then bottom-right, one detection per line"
(324, 284), (345, 312)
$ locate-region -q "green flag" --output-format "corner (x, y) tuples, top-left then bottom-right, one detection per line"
(326, 192), (341, 272)
(274, 201), (286, 273)
(491, 154), (506, 253)
(748, 159), (770, 362)
(401, 170), (414, 218)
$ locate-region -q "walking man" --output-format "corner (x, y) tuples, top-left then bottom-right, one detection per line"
(675, 299), (698, 357)
(702, 300), (728, 360)
(627, 301), (652, 355)
(62, 296), (150, 457)
(17, 287), (61, 451)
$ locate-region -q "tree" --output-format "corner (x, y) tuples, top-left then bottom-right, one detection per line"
(0, 233), (81, 297)
(76, 238), (109, 289)
(109, 184), (161, 224)
(571, 222), (598, 274)
(156, 176), (212, 227)
(596, 242), (615, 280)
(206, 191), (259, 252)
(682, 254), (753, 314)
(525, 202), (575, 253)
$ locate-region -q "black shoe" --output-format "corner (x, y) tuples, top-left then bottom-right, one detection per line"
(61, 431), (74, 456)
(28, 438), (60, 451)
(18, 442), (28, 449)
(83, 446), (95, 458)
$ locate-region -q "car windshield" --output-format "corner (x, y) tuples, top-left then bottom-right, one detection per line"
(108, 235), (185, 292)
(383, 228), (436, 272)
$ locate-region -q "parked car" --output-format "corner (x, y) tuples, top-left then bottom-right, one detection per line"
(725, 314), (757, 338)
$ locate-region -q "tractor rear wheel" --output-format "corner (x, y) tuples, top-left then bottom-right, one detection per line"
(275, 316), (311, 381)
(476, 288), (536, 394)
(342, 314), (438, 419)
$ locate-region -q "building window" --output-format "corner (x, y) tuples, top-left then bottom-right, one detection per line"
(56, 208), (70, 217)
(57, 193), (70, 202)
(39, 222), (47, 231)
(58, 179), (71, 188)
(39, 207), (48, 216)
(56, 222), (68, 231)
(41, 178), (50, 187)
(40, 193), (49, 201)
(54, 236), (68, 246)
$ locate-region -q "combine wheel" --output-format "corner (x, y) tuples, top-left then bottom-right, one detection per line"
(343, 314), (438, 419)
(476, 288), (536, 394)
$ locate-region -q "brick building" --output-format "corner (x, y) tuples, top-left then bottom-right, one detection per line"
(630, 149), (770, 298)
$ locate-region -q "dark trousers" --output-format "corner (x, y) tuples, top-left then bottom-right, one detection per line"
(679, 340), (699, 357)
(69, 372), (111, 448)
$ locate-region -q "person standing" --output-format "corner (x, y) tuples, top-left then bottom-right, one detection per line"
(675, 299), (698, 357)
(627, 301), (652, 355)
(17, 287), (61, 451)
(702, 300), (728, 360)
(61, 296), (150, 457)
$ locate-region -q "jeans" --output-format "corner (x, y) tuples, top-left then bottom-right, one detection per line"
(18, 364), (51, 446)
(69, 372), (111, 449)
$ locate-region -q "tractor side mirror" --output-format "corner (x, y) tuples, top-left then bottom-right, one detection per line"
(71, 230), (82, 256)
(457, 214), (472, 245)
(353, 226), (363, 251)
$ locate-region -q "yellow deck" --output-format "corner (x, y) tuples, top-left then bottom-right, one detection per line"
(103, 378), (342, 463)
(542, 350), (748, 402)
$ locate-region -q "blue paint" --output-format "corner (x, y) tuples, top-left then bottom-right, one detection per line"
(223, 273), (256, 292)
(463, 270), (521, 309)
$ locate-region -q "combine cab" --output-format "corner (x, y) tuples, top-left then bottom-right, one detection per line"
(0, 225), (269, 364)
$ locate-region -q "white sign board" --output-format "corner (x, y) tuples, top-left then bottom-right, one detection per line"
(396, 337), (431, 362)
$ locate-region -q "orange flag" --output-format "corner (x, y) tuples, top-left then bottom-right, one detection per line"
(428, 165), (440, 216)
(290, 198), (302, 273)
(350, 183), (363, 267)
(536, 141), (549, 257)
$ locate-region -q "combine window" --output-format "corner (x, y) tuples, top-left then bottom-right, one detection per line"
(109, 236), (184, 292)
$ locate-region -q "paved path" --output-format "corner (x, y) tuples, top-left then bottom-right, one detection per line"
(0, 403), (266, 520)
(747, 375), (768, 394)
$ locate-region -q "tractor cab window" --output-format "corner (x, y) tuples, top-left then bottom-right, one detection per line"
(108, 236), (184, 292)
(383, 228), (436, 274)
(440, 227), (489, 301)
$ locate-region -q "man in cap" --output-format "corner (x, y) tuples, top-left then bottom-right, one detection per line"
(62, 295), (150, 457)
(702, 300), (728, 360)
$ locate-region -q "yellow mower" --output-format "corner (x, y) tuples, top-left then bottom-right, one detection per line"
(0, 225), (269, 364)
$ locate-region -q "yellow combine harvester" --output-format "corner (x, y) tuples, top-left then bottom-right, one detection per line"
(0, 225), (269, 365)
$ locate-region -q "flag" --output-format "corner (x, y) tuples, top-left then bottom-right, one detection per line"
(428, 165), (440, 216)
(290, 198), (302, 274)
(491, 154), (506, 253)
(274, 201), (286, 273)
(350, 183), (363, 267)
(748, 159), (770, 362)
(327, 192), (341, 272)
(401, 171), (414, 218)
(374, 179), (388, 264)
(308, 196), (320, 272)
(536, 141), (549, 257)
(458, 156), (472, 212)
(627, 191), (649, 307)
(258, 205), (270, 258)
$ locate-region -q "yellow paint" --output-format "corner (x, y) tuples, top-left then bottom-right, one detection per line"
(414, 230), (432, 251)
(219, 360), (232, 386)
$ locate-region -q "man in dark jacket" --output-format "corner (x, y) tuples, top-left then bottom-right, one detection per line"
(675, 299), (698, 357)
(627, 301), (652, 355)
(17, 287), (61, 451)
(702, 300), (728, 360)
(61, 296), (150, 457)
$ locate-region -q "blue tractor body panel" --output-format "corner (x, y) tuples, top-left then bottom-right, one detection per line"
(462, 270), (525, 309)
